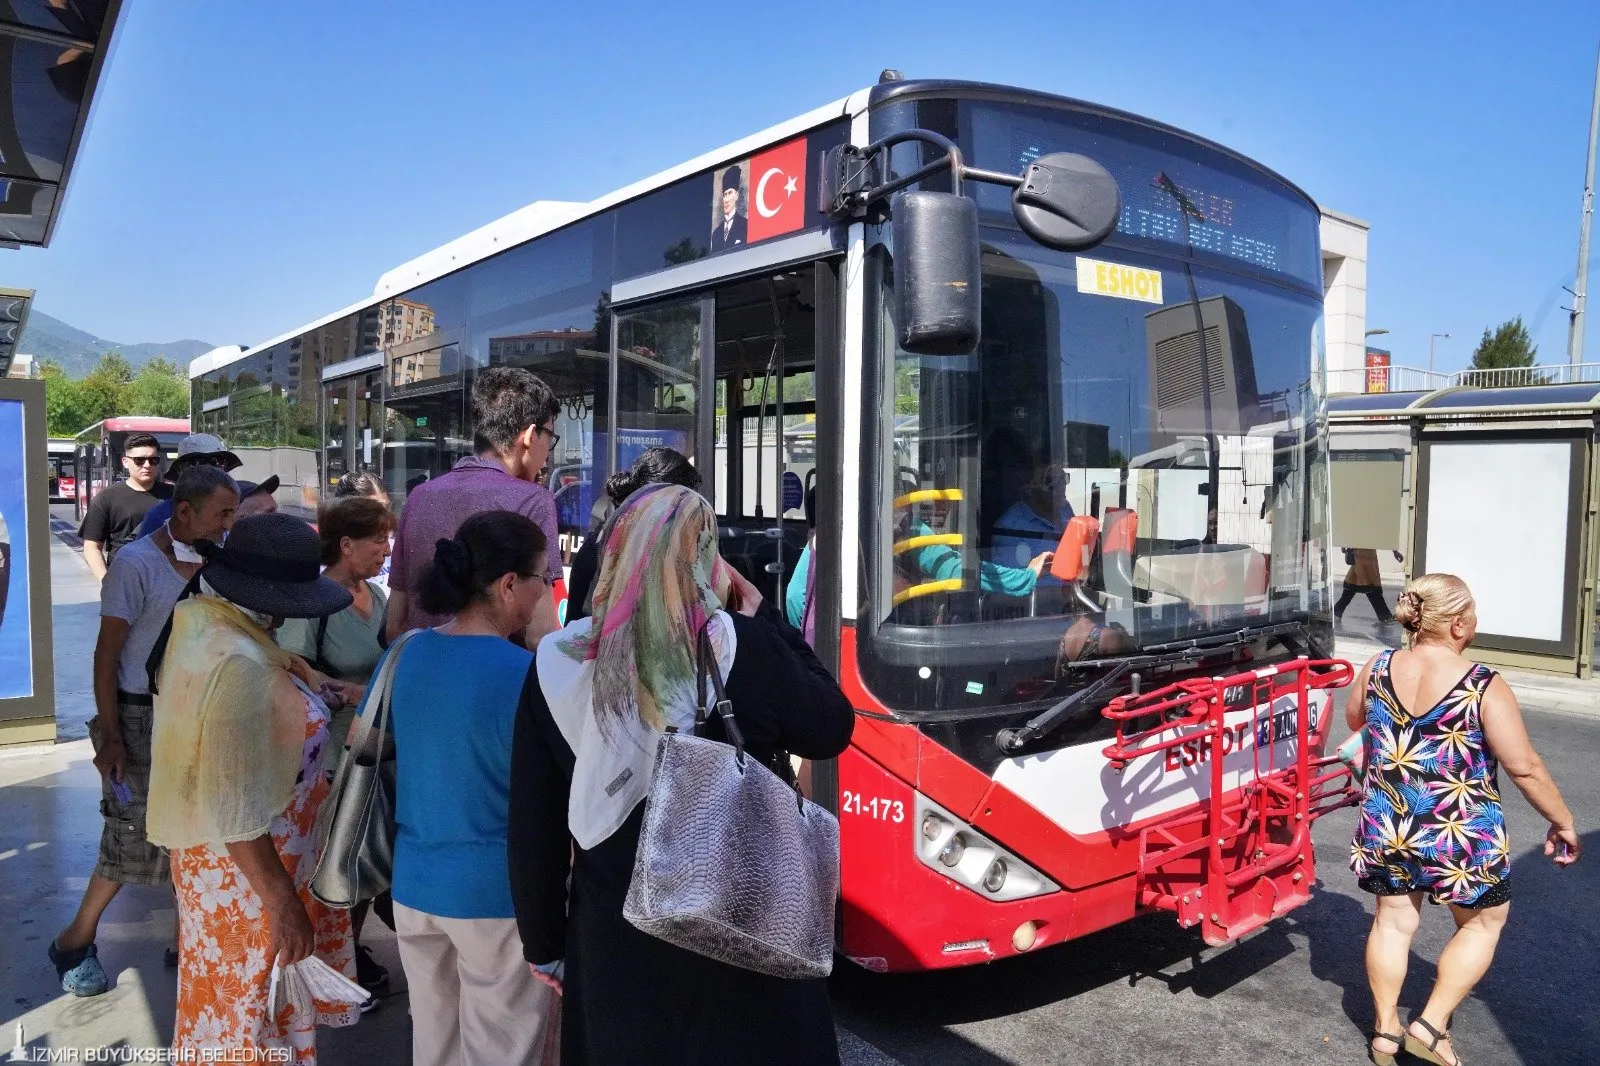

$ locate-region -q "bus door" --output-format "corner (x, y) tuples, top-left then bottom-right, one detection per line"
(611, 267), (839, 797)
(610, 293), (712, 513)
(322, 368), (386, 494)
(609, 277), (811, 589)
(382, 334), (467, 507)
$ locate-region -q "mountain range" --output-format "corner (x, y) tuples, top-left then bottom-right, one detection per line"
(18, 310), (215, 378)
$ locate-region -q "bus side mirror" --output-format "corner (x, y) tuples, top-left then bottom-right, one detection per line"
(1011, 152), (1120, 251)
(892, 191), (980, 356)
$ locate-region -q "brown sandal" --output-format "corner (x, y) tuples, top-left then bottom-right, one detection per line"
(1406, 1017), (1463, 1066)
(1368, 1030), (1403, 1066)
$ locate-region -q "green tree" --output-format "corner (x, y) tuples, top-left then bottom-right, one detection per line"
(1469, 317), (1538, 370)
(41, 360), (89, 436)
(663, 237), (705, 266)
(76, 351), (136, 425)
(125, 357), (190, 418)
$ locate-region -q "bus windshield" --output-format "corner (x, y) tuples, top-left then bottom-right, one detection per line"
(862, 106), (1331, 715)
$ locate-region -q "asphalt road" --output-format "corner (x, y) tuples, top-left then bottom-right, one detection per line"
(829, 699), (1599, 1066)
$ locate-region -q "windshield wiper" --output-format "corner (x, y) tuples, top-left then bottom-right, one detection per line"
(993, 620), (1307, 755)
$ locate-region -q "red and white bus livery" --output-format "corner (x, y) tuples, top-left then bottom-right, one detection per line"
(190, 77), (1352, 973)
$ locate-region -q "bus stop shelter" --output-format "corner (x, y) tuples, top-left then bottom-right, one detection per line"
(1329, 383), (1600, 679)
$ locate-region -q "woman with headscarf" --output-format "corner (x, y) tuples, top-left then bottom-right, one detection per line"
(145, 513), (359, 1063)
(566, 446), (699, 624)
(508, 484), (856, 1065)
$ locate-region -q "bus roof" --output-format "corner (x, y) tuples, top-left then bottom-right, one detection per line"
(75, 417), (191, 438)
(188, 87), (869, 382)
(191, 77), (1321, 383)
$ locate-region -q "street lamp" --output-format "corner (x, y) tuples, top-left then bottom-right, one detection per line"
(1365, 328), (1390, 337)
(1429, 332), (1450, 374)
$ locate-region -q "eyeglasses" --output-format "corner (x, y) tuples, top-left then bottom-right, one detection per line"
(125, 455), (160, 467)
(536, 425), (561, 448)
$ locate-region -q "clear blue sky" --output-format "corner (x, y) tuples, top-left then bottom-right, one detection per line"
(5, 1), (1599, 373)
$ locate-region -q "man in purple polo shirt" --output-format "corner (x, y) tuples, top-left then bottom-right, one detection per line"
(387, 367), (564, 644)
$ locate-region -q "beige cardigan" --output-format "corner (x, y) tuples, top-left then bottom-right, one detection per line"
(147, 595), (322, 851)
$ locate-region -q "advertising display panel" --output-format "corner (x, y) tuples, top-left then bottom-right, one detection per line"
(0, 380), (56, 746)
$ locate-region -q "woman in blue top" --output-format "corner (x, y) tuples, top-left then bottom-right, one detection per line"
(362, 510), (557, 1064)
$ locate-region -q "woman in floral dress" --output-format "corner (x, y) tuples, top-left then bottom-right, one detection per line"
(147, 513), (361, 1063)
(1346, 574), (1580, 1066)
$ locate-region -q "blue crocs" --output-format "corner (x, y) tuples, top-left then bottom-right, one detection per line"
(48, 940), (108, 997)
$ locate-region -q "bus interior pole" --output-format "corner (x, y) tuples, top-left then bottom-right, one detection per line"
(1572, 41), (1600, 366)
(768, 281), (787, 604)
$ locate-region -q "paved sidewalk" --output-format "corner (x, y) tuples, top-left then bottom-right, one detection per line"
(49, 536), (100, 741)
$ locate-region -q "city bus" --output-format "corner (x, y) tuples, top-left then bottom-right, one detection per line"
(73, 416), (190, 520)
(47, 438), (77, 504)
(190, 76), (1352, 971)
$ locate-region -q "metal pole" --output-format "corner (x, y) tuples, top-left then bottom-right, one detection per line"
(1571, 42), (1600, 366)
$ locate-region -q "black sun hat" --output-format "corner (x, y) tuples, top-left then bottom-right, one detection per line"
(196, 513), (352, 619)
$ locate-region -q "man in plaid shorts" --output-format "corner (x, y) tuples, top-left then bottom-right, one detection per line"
(48, 466), (240, 996)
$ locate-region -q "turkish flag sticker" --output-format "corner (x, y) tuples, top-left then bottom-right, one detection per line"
(746, 136), (809, 244)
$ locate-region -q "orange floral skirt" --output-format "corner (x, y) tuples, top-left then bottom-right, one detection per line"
(171, 692), (357, 1063)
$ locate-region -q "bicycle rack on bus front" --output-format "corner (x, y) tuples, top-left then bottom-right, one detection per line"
(1101, 657), (1358, 946)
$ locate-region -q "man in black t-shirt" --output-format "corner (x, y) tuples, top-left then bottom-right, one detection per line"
(78, 433), (171, 581)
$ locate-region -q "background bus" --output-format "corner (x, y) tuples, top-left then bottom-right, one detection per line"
(47, 438), (77, 504)
(190, 78), (1348, 972)
(73, 417), (190, 521)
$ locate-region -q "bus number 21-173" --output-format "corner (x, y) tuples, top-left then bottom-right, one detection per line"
(841, 791), (904, 822)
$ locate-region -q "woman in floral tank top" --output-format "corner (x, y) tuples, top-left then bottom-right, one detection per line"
(1345, 574), (1580, 1066)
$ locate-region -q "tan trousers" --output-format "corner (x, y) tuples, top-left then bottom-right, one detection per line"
(394, 902), (555, 1066)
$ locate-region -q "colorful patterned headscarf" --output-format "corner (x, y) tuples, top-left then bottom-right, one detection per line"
(560, 483), (730, 731)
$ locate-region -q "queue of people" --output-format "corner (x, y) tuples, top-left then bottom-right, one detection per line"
(52, 366), (852, 1065)
(53, 368), (1582, 1066)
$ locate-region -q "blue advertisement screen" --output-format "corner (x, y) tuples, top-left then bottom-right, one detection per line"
(0, 399), (32, 699)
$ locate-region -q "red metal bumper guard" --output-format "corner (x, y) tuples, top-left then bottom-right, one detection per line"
(1101, 658), (1358, 946)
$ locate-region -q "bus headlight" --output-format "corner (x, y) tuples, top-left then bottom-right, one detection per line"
(912, 794), (1058, 902)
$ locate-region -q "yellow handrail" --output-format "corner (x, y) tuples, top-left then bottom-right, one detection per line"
(892, 578), (963, 606)
(892, 533), (963, 555)
(893, 488), (964, 509)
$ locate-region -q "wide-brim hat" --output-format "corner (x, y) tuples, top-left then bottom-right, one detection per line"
(196, 512), (352, 619)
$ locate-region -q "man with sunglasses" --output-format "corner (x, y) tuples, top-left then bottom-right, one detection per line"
(133, 433), (244, 541)
(78, 433), (172, 581)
